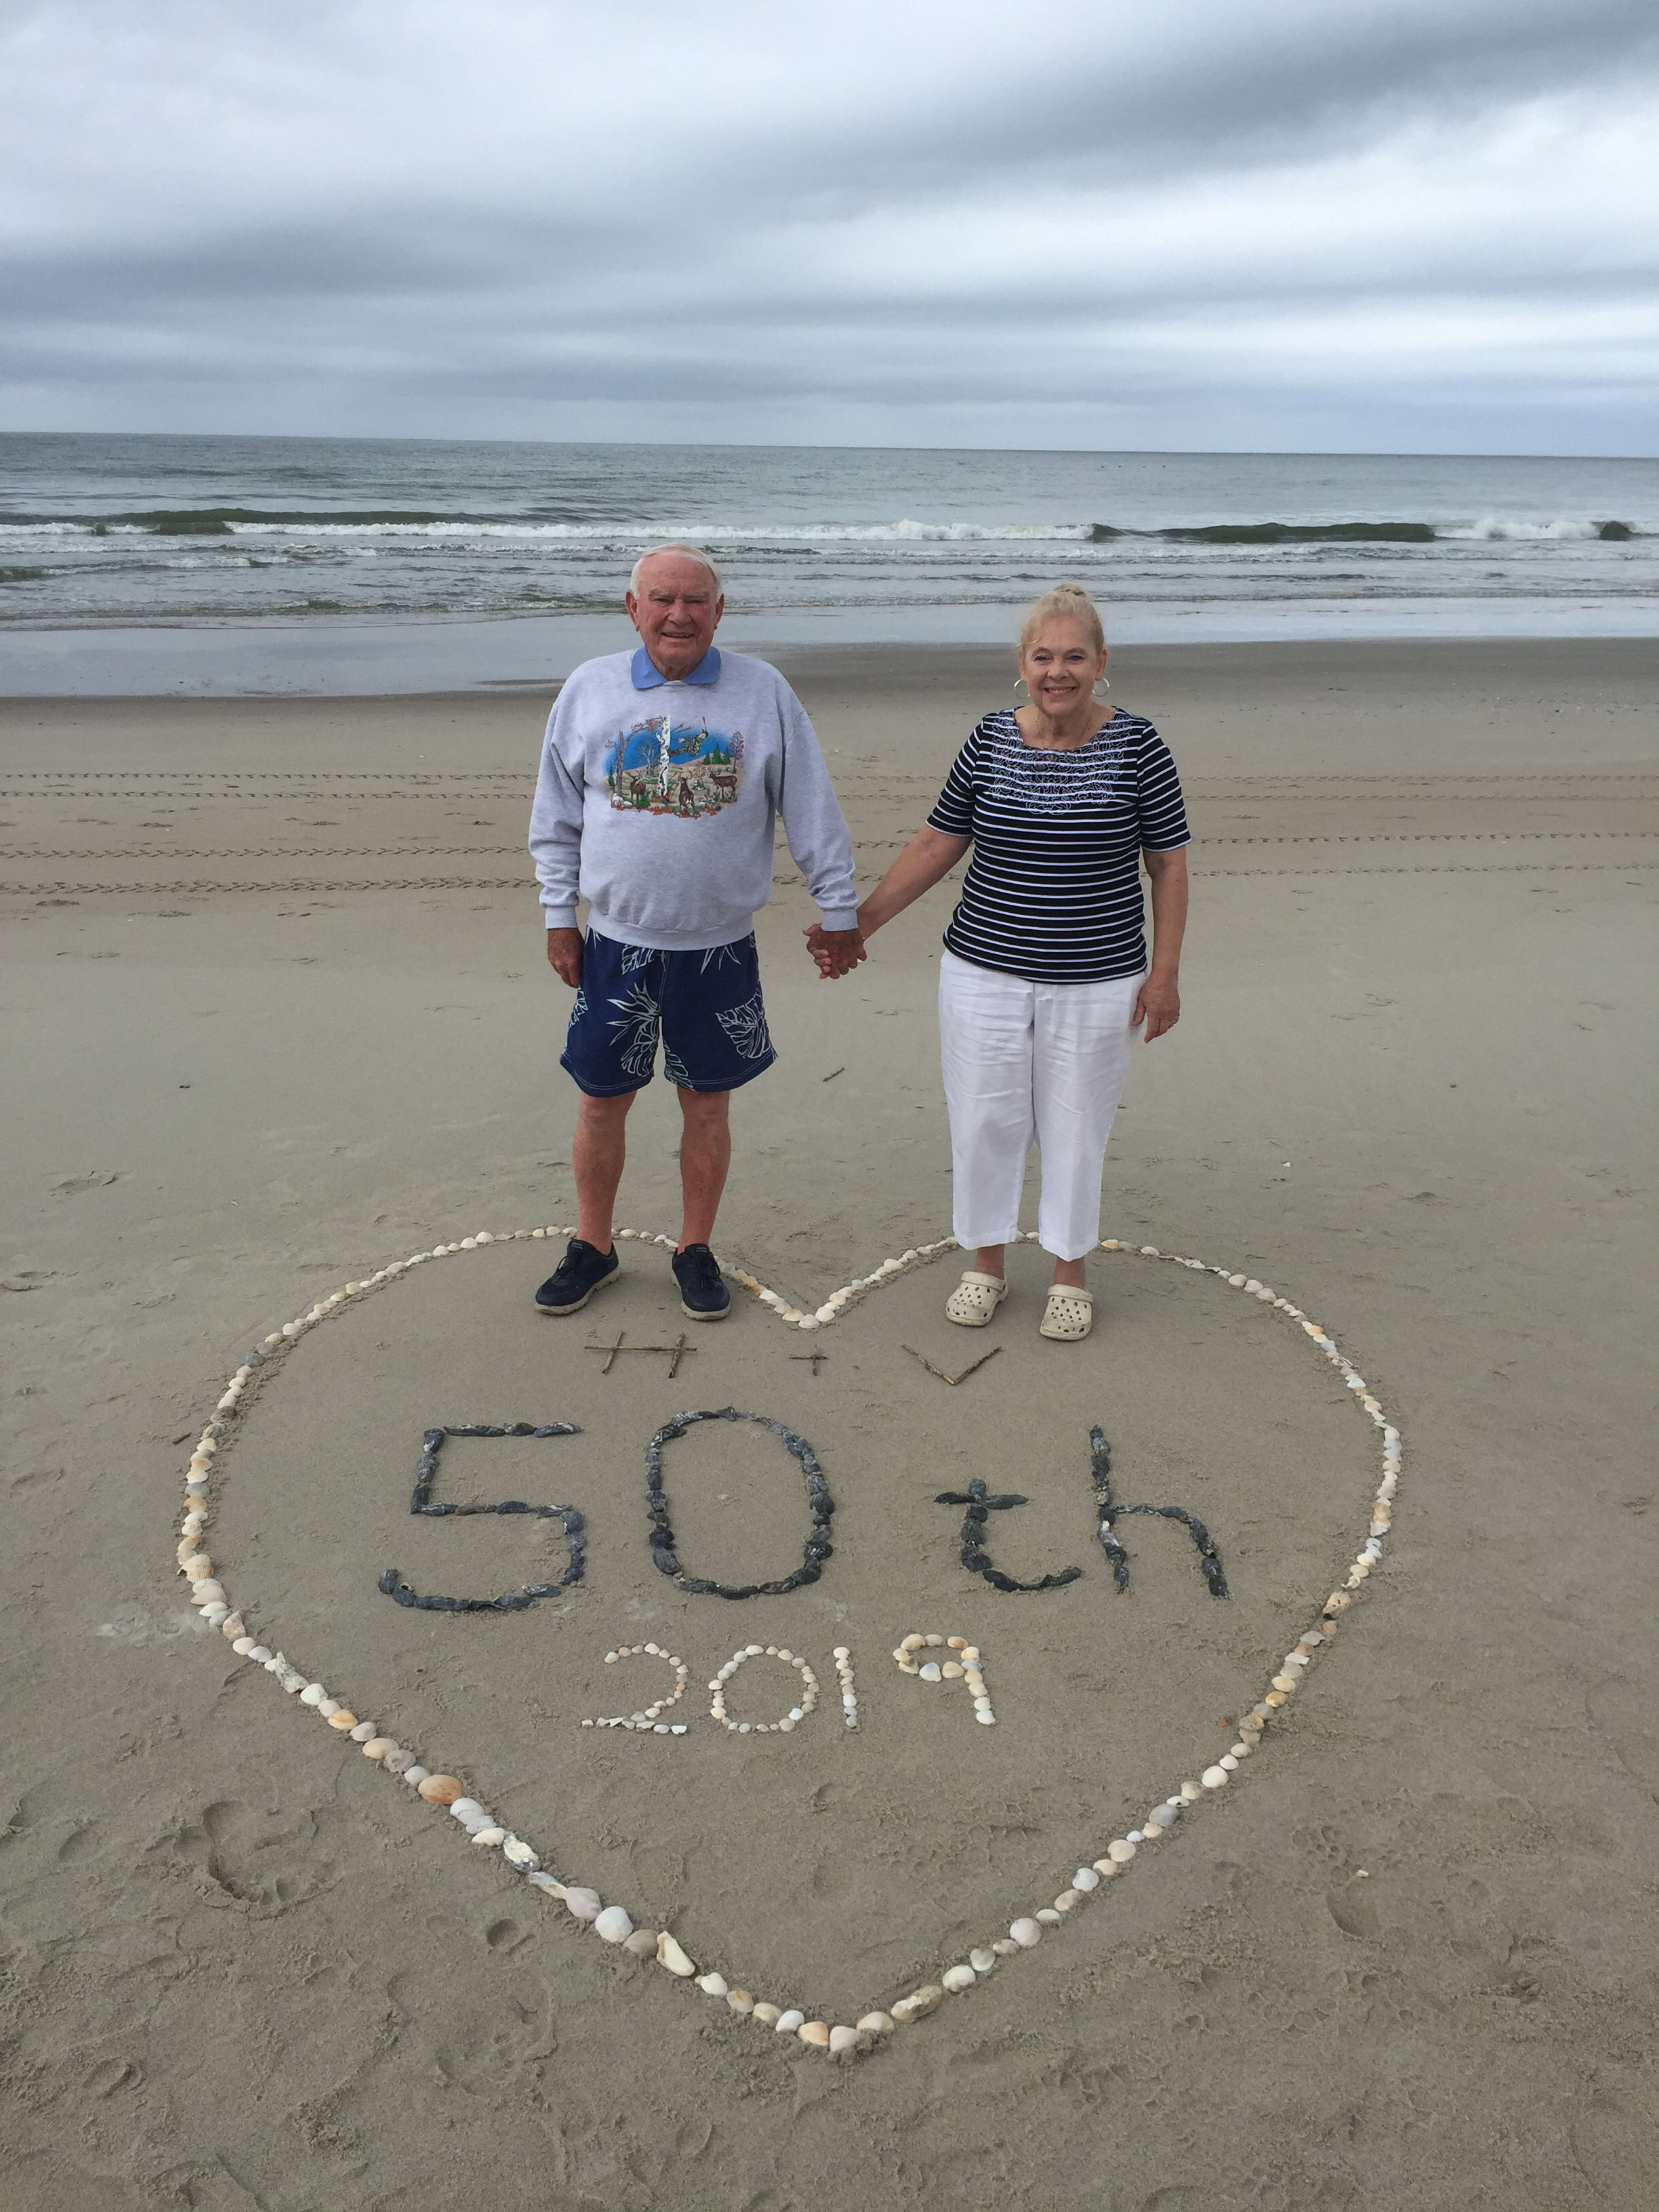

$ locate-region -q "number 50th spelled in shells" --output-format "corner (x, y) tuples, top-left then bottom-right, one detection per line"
(175, 1225), (1400, 2061)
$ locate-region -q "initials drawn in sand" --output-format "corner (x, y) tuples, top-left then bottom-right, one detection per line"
(174, 1224), (1401, 2060)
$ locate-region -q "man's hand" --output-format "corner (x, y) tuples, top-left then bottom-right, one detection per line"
(1134, 972), (1180, 1040)
(804, 924), (866, 979)
(546, 927), (583, 987)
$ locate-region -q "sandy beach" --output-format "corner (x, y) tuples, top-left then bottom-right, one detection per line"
(2, 637), (1656, 2211)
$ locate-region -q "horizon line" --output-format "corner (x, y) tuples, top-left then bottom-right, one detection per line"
(0, 428), (1652, 467)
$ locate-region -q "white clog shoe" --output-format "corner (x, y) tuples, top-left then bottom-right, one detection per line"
(945, 1271), (1007, 1327)
(1039, 1285), (1093, 1341)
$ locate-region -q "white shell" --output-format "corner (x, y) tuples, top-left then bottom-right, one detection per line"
(775, 2009), (805, 2034)
(1009, 1918), (1043, 1948)
(563, 1887), (602, 1922)
(594, 1905), (633, 1943)
(830, 2025), (860, 2053)
(942, 1965), (977, 1993)
(656, 1931), (695, 1976)
(1202, 1765), (1230, 1789)
(696, 1971), (729, 1997)
(1073, 1866), (1101, 1891)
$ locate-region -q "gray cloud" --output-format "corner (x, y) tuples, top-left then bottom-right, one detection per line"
(0, 0), (1653, 451)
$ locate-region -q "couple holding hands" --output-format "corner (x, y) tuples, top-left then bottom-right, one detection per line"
(528, 544), (1188, 1343)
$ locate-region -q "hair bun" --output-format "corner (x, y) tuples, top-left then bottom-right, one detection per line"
(1019, 583), (1106, 655)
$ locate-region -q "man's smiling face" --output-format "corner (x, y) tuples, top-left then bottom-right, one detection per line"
(627, 554), (724, 680)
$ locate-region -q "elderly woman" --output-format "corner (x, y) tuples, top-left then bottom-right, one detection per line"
(849, 583), (1188, 1341)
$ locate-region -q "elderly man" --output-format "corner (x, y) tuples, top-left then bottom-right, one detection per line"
(529, 544), (863, 1321)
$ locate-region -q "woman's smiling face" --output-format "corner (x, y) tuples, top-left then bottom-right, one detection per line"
(1019, 615), (1108, 718)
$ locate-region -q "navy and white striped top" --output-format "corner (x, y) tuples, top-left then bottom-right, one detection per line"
(926, 708), (1190, 984)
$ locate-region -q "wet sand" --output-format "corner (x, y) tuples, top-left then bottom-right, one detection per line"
(1, 639), (1656, 2211)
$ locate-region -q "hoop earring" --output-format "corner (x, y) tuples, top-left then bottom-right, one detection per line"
(1012, 676), (1031, 702)
(1091, 677), (1111, 703)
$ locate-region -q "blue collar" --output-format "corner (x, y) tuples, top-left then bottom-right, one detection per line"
(631, 645), (721, 689)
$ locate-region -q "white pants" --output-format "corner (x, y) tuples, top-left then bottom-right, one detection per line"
(939, 950), (1143, 1263)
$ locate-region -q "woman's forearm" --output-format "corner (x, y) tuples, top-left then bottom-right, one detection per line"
(1145, 847), (1188, 977)
(859, 826), (970, 936)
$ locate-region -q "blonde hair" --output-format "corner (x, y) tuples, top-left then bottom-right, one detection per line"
(630, 543), (724, 597)
(1019, 581), (1105, 655)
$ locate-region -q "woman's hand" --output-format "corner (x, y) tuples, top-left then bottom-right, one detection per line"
(1134, 972), (1181, 1040)
(1139, 846), (1187, 1040)
(804, 924), (866, 979)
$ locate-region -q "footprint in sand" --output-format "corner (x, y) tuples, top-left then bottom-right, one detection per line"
(1294, 1820), (1382, 1938)
(171, 1798), (342, 1910)
(50, 1170), (120, 1196)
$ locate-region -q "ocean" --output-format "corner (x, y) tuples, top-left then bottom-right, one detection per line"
(1, 434), (1654, 694)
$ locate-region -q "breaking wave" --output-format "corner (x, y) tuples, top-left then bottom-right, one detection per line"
(0, 509), (1639, 545)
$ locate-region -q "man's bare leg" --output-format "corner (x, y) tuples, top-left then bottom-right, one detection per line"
(573, 1091), (634, 1250)
(676, 1087), (732, 1249)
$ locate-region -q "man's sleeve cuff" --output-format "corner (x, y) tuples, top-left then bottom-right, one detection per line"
(541, 903), (580, 930)
(818, 907), (861, 933)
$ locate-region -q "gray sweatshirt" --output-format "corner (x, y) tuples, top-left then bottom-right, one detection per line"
(529, 647), (859, 951)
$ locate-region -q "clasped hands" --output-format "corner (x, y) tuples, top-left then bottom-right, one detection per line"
(804, 923), (866, 980)
(548, 923), (865, 985)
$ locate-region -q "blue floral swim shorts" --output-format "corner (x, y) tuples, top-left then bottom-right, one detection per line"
(560, 928), (777, 1097)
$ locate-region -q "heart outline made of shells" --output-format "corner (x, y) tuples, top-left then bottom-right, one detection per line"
(176, 1225), (1402, 2059)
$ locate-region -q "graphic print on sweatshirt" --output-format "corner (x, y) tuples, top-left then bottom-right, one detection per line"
(602, 715), (746, 819)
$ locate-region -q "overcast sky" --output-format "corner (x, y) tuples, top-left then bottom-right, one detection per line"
(1, 0), (1654, 452)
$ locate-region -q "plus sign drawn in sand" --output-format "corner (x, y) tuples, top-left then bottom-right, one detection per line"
(178, 1227), (1401, 2060)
